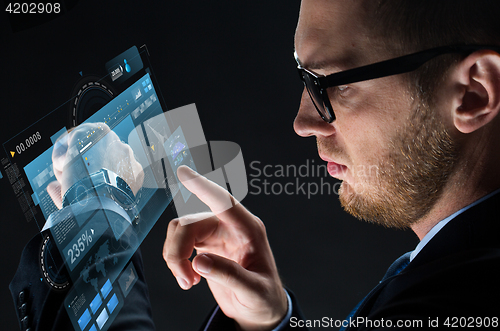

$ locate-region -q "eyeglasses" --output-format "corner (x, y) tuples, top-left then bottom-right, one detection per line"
(296, 44), (500, 123)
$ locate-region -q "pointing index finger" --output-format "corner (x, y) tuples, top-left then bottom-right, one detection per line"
(177, 165), (235, 216)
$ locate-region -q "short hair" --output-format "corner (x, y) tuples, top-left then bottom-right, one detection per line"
(365, 0), (500, 104)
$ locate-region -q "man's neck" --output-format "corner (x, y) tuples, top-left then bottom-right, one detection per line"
(411, 170), (500, 241)
(411, 192), (476, 240)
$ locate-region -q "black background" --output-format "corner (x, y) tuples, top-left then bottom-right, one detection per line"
(0, 1), (418, 330)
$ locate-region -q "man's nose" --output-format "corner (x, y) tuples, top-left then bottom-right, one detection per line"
(293, 88), (336, 138)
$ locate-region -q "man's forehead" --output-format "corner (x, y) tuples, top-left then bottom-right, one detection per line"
(294, 0), (372, 71)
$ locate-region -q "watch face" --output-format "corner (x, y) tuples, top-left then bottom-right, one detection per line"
(107, 185), (133, 207)
(114, 175), (135, 200)
(104, 181), (140, 223)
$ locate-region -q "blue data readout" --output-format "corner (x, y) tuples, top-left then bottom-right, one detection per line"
(62, 209), (108, 271)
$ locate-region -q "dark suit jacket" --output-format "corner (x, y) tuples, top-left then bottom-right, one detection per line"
(346, 191), (500, 330)
(10, 233), (155, 331)
(201, 192), (500, 330)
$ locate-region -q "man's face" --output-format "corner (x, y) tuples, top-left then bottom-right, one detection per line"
(294, 0), (458, 228)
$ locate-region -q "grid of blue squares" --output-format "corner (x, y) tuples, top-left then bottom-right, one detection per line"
(142, 78), (152, 94)
(77, 279), (117, 331)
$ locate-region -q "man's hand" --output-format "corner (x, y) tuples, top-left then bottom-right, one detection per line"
(163, 166), (287, 331)
(46, 123), (144, 210)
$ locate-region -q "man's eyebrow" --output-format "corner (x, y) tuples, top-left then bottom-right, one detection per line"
(294, 50), (346, 72)
(306, 61), (340, 71)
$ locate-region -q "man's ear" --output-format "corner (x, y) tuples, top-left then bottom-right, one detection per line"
(451, 50), (500, 134)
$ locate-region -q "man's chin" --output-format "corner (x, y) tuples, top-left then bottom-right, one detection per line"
(338, 181), (366, 215)
(338, 181), (413, 229)
(338, 180), (368, 200)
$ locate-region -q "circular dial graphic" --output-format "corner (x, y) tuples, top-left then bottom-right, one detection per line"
(71, 76), (114, 126)
(40, 235), (70, 290)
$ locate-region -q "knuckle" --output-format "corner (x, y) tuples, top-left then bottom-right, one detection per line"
(164, 250), (178, 265)
(165, 257), (181, 273)
(163, 246), (177, 265)
(168, 218), (179, 230)
(253, 216), (267, 235)
(164, 252), (173, 265)
(162, 249), (168, 262)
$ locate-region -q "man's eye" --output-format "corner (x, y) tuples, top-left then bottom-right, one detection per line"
(328, 85), (350, 99)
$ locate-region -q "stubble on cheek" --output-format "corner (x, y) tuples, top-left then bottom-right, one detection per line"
(338, 102), (459, 229)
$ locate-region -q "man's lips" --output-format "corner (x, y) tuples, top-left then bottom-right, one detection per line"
(327, 162), (347, 178)
(319, 154), (347, 178)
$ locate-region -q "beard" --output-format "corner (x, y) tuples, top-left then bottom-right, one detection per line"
(337, 100), (459, 229)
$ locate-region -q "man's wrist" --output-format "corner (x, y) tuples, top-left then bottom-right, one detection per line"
(271, 289), (292, 331)
(234, 288), (291, 331)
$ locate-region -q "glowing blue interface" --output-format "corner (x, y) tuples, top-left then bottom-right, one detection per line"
(19, 47), (195, 330)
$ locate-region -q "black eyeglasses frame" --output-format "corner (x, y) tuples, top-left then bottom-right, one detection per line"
(296, 44), (500, 123)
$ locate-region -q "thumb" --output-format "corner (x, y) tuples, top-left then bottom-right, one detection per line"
(193, 253), (257, 294)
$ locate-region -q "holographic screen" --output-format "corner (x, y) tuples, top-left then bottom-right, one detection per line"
(15, 51), (247, 331)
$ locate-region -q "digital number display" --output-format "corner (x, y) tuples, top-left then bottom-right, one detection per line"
(67, 230), (92, 264)
(15, 131), (41, 155)
(60, 210), (108, 272)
